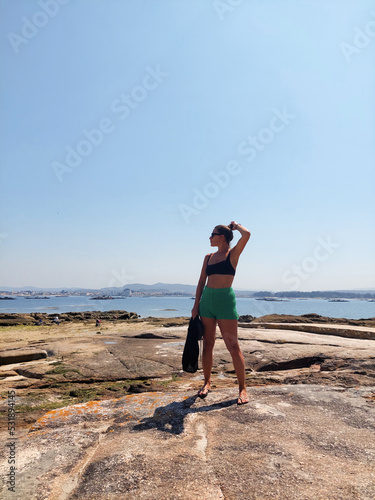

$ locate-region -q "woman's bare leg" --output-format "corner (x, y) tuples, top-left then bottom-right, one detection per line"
(217, 319), (249, 404)
(198, 317), (217, 396)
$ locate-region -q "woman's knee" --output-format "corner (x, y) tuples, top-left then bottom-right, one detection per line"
(226, 340), (241, 356)
(203, 338), (215, 351)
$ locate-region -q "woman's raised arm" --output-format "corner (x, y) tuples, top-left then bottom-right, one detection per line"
(229, 222), (251, 263)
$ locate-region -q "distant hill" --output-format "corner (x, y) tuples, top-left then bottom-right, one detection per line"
(99, 283), (197, 294)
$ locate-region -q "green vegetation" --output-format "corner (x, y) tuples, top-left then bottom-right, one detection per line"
(46, 363), (83, 376)
(16, 400), (71, 413)
(0, 375), (182, 416)
(160, 372), (180, 387)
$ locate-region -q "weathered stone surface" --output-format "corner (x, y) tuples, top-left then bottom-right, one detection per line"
(251, 313), (375, 327)
(66, 338), (183, 381)
(243, 321), (375, 340)
(0, 369), (18, 379)
(1, 318), (375, 498)
(1, 385), (374, 499)
(14, 363), (55, 379)
(0, 349), (47, 365)
(1, 324), (375, 390)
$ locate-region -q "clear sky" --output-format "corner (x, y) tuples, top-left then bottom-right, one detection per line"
(0, 0), (374, 291)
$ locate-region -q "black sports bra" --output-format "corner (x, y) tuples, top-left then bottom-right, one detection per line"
(206, 251), (236, 276)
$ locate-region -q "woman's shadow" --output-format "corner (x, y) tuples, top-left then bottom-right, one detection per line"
(131, 395), (237, 435)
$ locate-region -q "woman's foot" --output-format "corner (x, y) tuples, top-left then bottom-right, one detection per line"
(197, 383), (211, 399)
(237, 389), (249, 405)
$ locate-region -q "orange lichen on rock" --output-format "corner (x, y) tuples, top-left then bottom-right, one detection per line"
(30, 392), (189, 432)
(30, 398), (121, 431)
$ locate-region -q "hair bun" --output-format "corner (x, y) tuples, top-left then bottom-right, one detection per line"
(216, 224), (233, 244)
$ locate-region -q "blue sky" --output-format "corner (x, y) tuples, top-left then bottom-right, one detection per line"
(0, 0), (374, 291)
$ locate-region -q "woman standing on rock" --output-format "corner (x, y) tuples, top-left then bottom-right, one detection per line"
(191, 221), (251, 405)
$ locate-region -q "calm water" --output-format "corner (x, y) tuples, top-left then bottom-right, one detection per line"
(0, 295), (374, 320)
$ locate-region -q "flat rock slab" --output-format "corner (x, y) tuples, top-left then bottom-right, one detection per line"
(1, 385), (374, 499)
(0, 349), (47, 366)
(244, 322), (375, 340)
(70, 338), (184, 380)
(1, 326), (375, 388)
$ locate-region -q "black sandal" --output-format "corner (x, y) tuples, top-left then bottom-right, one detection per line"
(237, 396), (249, 405)
(197, 388), (210, 399)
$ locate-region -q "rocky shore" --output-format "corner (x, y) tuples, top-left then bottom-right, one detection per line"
(1, 312), (375, 498)
(249, 312), (375, 327)
(1, 310), (375, 327)
(0, 310), (140, 327)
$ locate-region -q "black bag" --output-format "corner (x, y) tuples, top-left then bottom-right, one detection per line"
(182, 316), (205, 373)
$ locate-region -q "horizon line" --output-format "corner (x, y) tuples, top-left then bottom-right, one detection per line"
(1, 283), (374, 293)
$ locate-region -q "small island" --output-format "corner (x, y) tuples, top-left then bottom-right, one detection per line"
(25, 296), (50, 300)
(90, 296), (114, 300)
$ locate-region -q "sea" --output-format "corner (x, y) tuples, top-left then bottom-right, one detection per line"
(0, 295), (374, 320)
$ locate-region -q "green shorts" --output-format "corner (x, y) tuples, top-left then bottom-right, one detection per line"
(199, 286), (239, 320)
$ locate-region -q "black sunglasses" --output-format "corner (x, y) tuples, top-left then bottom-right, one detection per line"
(210, 232), (221, 238)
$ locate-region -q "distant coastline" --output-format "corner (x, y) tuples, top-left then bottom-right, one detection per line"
(0, 283), (374, 300)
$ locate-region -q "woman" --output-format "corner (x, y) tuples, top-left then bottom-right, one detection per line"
(191, 221), (251, 405)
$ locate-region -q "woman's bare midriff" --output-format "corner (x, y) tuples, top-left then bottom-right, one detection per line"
(206, 275), (234, 289)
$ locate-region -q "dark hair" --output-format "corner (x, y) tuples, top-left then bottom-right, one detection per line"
(215, 225), (233, 245)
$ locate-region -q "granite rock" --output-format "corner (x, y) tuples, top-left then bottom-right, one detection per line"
(1, 385), (374, 499)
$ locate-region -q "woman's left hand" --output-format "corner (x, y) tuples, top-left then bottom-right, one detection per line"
(191, 304), (199, 319)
